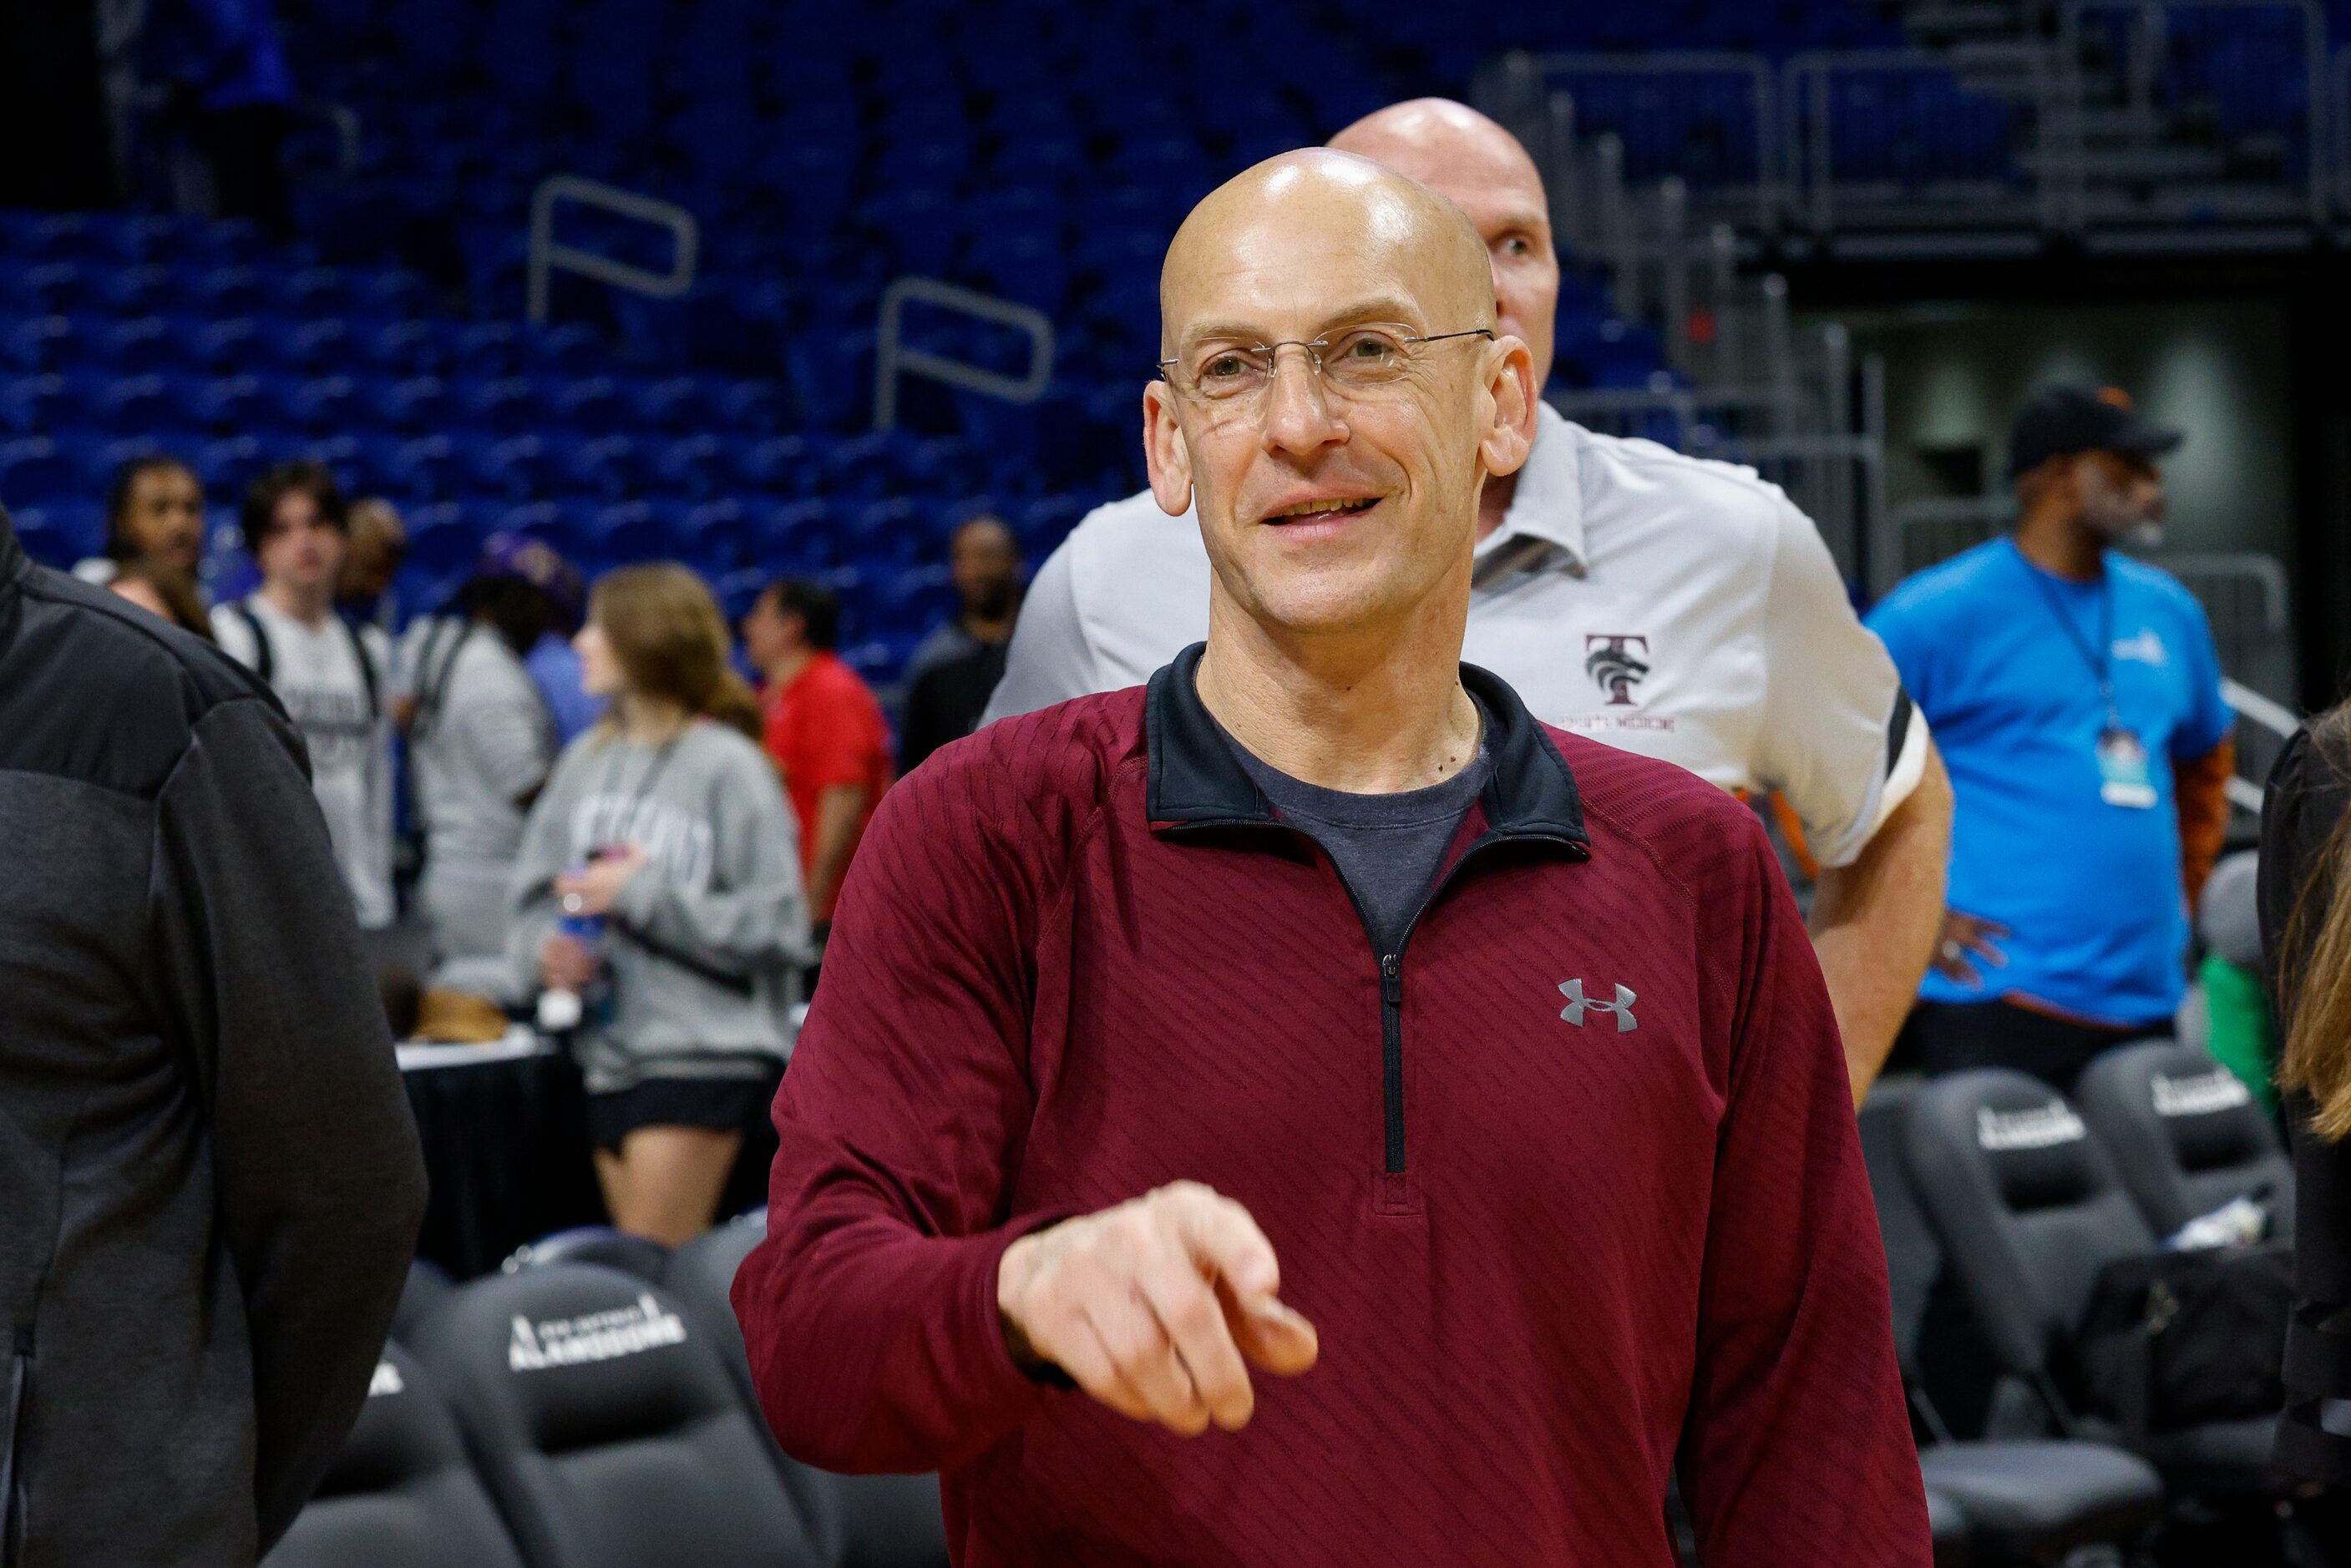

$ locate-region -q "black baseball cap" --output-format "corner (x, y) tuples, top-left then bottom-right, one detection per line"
(2006, 385), (2181, 481)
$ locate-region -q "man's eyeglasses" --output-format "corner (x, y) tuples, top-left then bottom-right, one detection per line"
(1157, 324), (1494, 407)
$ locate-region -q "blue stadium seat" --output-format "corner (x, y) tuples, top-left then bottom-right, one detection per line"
(460, 377), (542, 436)
(383, 376), (451, 432)
(651, 433), (725, 498)
(405, 503), (479, 576)
(0, 438), (79, 504)
(585, 501), (673, 568)
(6, 502), (105, 568)
(1, 315), (73, 373)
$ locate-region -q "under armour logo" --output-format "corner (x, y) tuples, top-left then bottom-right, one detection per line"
(1558, 979), (1639, 1032)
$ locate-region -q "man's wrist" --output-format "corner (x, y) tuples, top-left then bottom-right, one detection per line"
(996, 1232), (1041, 1368)
(995, 1227), (1077, 1387)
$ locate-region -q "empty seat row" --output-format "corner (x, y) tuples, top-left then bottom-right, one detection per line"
(271, 1218), (950, 1568)
(1865, 1039), (2296, 1559)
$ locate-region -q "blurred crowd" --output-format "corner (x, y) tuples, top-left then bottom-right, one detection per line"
(77, 445), (1023, 1242)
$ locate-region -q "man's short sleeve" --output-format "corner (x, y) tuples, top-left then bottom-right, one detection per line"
(1751, 493), (1918, 869)
(796, 669), (887, 794)
(2169, 587), (2234, 760)
(980, 538), (1095, 724)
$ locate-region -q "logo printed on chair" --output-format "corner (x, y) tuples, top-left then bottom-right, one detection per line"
(508, 1292), (688, 1372)
(2150, 1069), (2252, 1118)
(1975, 1101), (2087, 1151)
(368, 1359), (406, 1397)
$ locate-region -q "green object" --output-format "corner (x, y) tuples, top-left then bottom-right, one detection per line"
(2199, 953), (2279, 1112)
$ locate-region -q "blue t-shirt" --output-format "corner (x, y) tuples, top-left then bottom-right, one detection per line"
(1867, 538), (2232, 1024)
(526, 634), (606, 746)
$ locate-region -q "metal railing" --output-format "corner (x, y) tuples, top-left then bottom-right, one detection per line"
(2058, 0), (2329, 230)
(1495, 52), (1781, 234)
(1550, 319), (1895, 593)
(1892, 496), (2013, 575)
(1478, 3), (2342, 247)
(525, 175), (699, 326)
(1785, 48), (2058, 237)
(872, 276), (1056, 432)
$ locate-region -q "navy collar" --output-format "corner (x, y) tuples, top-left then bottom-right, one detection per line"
(1143, 642), (1589, 852)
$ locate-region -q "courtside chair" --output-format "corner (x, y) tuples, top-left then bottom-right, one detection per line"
(414, 1262), (826, 1568)
(1905, 1070), (2281, 1500)
(262, 1343), (526, 1568)
(2074, 1041), (2294, 1242)
(1862, 1080), (2163, 1562)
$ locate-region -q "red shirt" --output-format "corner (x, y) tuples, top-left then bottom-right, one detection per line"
(735, 651), (1928, 1567)
(762, 650), (891, 918)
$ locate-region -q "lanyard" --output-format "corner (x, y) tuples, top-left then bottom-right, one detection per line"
(2018, 549), (2119, 724)
(591, 731), (684, 849)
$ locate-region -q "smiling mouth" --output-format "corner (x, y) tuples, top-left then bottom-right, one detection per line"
(1261, 497), (1380, 527)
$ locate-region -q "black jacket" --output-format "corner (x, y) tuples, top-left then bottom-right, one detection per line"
(0, 508), (428, 1565)
(2259, 723), (2351, 1485)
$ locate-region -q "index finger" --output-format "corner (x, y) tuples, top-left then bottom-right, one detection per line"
(1164, 1185), (1281, 1304)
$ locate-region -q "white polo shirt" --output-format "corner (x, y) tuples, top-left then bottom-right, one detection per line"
(983, 403), (1925, 868)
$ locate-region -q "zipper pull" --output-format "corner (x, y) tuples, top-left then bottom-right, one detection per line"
(1381, 953), (1401, 1004)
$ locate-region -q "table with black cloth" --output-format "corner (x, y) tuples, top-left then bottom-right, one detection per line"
(397, 1031), (785, 1277)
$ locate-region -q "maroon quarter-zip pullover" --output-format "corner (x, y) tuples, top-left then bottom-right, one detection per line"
(735, 648), (1929, 1566)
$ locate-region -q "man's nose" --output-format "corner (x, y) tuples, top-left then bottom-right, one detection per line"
(1258, 350), (1343, 456)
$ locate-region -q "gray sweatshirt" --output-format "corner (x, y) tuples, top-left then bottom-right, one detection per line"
(510, 718), (809, 1093)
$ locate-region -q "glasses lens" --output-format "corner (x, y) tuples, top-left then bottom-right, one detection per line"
(1322, 326), (1412, 388)
(1189, 344), (1272, 399)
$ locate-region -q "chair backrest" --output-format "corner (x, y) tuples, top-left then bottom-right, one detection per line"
(1857, 1078), (1941, 1373)
(414, 1263), (823, 1568)
(1903, 1070), (2156, 1386)
(2075, 1041), (2294, 1241)
(263, 1343), (524, 1568)
(503, 1225), (671, 1281)
(666, 1216), (950, 1568)
(393, 1258), (455, 1345)
(662, 1213), (842, 1561)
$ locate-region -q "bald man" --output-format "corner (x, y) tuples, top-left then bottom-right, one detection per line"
(985, 99), (1952, 1104)
(737, 152), (1929, 1567)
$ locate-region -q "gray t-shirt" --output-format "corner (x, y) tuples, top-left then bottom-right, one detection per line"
(1221, 716), (1492, 957)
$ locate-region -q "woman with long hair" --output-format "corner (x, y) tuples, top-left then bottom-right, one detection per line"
(510, 564), (808, 1245)
(405, 535), (575, 996)
(2261, 702), (2351, 1488)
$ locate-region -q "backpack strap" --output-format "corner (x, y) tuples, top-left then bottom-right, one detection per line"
(411, 618), (472, 739)
(339, 614), (381, 724)
(231, 599), (273, 685)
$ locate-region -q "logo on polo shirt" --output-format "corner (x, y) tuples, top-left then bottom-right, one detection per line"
(1583, 635), (1650, 706)
(2113, 630), (2168, 667)
(1558, 979), (1638, 1032)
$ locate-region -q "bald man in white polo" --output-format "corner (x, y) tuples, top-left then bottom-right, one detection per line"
(985, 99), (1952, 1100)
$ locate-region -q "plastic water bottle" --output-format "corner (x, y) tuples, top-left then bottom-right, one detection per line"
(536, 896), (606, 1034)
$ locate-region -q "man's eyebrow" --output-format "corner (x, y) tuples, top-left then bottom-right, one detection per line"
(1176, 298), (1425, 346)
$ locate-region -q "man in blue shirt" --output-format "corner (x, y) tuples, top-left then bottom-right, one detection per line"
(1868, 386), (2235, 1090)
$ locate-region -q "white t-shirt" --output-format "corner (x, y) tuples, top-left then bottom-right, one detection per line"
(400, 617), (555, 867)
(983, 403), (1926, 869)
(212, 595), (398, 929)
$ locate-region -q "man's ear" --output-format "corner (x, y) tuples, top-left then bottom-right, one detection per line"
(1143, 380), (1194, 518)
(1477, 333), (1538, 482)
